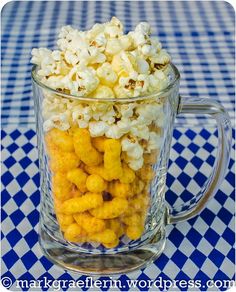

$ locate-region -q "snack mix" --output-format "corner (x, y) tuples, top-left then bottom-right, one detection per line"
(31, 17), (171, 248)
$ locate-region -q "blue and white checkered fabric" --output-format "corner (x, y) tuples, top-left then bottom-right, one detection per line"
(1, 1), (235, 291)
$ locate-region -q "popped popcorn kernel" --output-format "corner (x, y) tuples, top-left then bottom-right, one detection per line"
(97, 63), (118, 86)
(90, 85), (115, 99)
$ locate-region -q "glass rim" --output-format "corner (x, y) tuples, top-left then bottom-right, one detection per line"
(31, 63), (180, 102)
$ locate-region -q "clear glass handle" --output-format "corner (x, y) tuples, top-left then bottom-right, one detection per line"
(167, 96), (232, 224)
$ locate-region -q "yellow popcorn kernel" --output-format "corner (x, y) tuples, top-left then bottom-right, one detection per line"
(49, 149), (80, 173)
(64, 223), (87, 242)
(88, 229), (117, 244)
(91, 85), (115, 99)
(62, 192), (103, 214)
(57, 213), (75, 232)
(137, 165), (155, 181)
(107, 219), (124, 238)
(92, 136), (106, 152)
(108, 181), (133, 198)
(73, 128), (102, 166)
(104, 139), (123, 180)
(52, 172), (72, 201)
(89, 197), (128, 219)
(103, 238), (119, 248)
(97, 63), (118, 87)
(86, 174), (107, 193)
(121, 213), (142, 226)
(119, 163), (135, 184)
(126, 225), (144, 240)
(74, 212), (105, 234)
(67, 168), (88, 193)
(47, 128), (74, 152)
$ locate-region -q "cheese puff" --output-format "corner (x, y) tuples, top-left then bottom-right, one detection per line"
(50, 149), (80, 173)
(74, 212), (105, 234)
(54, 198), (64, 214)
(126, 225), (144, 240)
(89, 197), (128, 219)
(119, 163), (135, 184)
(91, 85), (115, 99)
(62, 192), (103, 214)
(97, 63), (118, 87)
(88, 229), (117, 244)
(45, 134), (56, 156)
(136, 165), (155, 181)
(103, 238), (119, 249)
(73, 128), (102, 166)
(107, 219), (124, 238)
(64, 223), (87, 242)
(131, 178), (145, 195)
(129, 194), (149, 212)
(67, 168), (88, 193)
(121, 213), (142, 226)
(47, 128), (74, 152)
(104, 139), (123, 179)
(57, 213), (74, 232)
(85, 165), (113, 181)
(92, 136), (106, 152)
(71, 186), (83, 197)
(52, 172), (72, 201)
(108, 181), (133, 198)
(143, 150), (159, 164)
(86, 174), (107, 193)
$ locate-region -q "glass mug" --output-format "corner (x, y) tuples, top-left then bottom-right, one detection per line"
(31, 63), (231, 275)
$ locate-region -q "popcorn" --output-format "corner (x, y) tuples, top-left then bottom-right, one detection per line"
(135, 22), (151, 35)
(43, 113), (70, 132)
(119, 72), (150, 97)
(149, 50), (171, 70)
(91, 85), (115, 99)
(90, 33), (107, 52)
(105, 38), (123, 56)
(146, 131), (162, 152)
(136, 58), (150, 74)
(121, 135), (143, 159)
(127, 156), (144, 171)
(148, 70), (169, 92)
(105, 124), (126, 139)
(130, 123), (150, 140)
(118, 35), (133, 50)
(89, 121), (109, 137)
(72, 105), (92, 128)
(67, 67), (99, 95)
(119, 103), (136, 118)
(97, 63), (118, 87)
(104, 17), (124, 38)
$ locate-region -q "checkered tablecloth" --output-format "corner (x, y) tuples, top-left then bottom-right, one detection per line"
(1, 1), (235, 291)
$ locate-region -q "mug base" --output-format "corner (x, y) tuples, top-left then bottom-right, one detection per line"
(39, 225), (166, 276)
